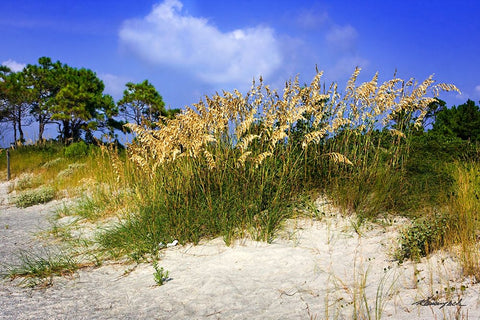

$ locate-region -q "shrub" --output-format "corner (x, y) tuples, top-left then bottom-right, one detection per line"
(15, 186), (55, 208)
(64, 141), (88, 159)
(395, 213), (448, 262)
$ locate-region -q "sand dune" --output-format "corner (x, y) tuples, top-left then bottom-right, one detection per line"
(1, 184), (479, 319)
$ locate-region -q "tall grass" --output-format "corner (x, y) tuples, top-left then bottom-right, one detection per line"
(395, 161), (480, 275)
(1, 69), (468, 269)
(448, 162), (480, 279)
(94, 68), (459, 260)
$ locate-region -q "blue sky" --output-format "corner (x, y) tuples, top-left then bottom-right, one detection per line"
(1, 0), (479, 141)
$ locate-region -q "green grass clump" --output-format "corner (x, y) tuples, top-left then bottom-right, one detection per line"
(1, 249), (78, 287)
(446, 162), (480, 279)
(15, 186), (55, 208)
(97, 153), (299, 260)
(59, 195), (107, 221)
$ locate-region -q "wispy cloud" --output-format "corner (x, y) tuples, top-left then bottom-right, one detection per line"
(326, 25), (358, 53)
(295, 8), (329, 30)
(1, 59), (26, 72)
(474, 85), (480, 96)
(119, 0), (283, 86)
(99, 73), (131, 100)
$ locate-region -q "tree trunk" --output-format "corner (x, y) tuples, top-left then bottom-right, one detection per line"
(17, 108), (24, 142)
(62, 120), (71, 142)
(18, 121), (24, 142)
(38, 118), (45, 142)
(12, 121), (17, 143)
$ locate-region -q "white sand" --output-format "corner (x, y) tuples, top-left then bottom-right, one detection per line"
(1, 184), (480, 319)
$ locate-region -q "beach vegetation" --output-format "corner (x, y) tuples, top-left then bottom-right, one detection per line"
(1, 66), (479, 284)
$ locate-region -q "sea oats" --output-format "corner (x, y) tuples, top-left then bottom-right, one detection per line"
(324, 152), (354, 166)
(124, 67), (459, 175)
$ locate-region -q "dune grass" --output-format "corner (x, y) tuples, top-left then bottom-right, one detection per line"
(90, 68), (464, 262)
(3, 69), (479, 287)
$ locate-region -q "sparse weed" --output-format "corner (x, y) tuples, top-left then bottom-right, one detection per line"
(56, 163), (87, 180)
(42, 157), (63, 168)
(1, 249), (78, 287)
(12, 172), (41, 191)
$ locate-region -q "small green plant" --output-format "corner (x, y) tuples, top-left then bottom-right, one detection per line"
(65, 141), (88, 159)
(14, 186), (55, 208)
(66, 196), (105, 220)
(152, 260), (169, 285)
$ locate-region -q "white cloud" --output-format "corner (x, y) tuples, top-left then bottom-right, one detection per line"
(474, 85), (480, 96)
(1, 59), (26, 72)
(119, 0), (283, 86)
(99, 73), (131, 100)
(454, 91), (469, 101)
(326, 25), (358, 53)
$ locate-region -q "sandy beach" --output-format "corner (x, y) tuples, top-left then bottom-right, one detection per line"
(1, 182), (479, 319)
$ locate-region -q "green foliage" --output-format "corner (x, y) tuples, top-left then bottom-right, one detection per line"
(97, 149), (300, 260)
(325, 128), (479, 220)
(15, 186), (55, 208)
(152, 261), (169, 286)
(395, 214), (449, 262)
(51, 66), (117, 141)
(0, 67), (31, 142)
(2, 56), (118, 144)
(1, 249), (78, 287)
(23, 57), (63, 141)
(64, 141), (88, 158)
(118, 80), (170, 128)
(432, 99), (480, 142)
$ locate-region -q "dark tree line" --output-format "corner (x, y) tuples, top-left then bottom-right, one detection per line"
(431, 99), (480, 142)
(0, 57), (179, 144)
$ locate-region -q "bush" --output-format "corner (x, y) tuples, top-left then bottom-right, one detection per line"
(395, 213), (448, 262)
(64, 141), (88, 159)
(15, 186), (55, 208)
